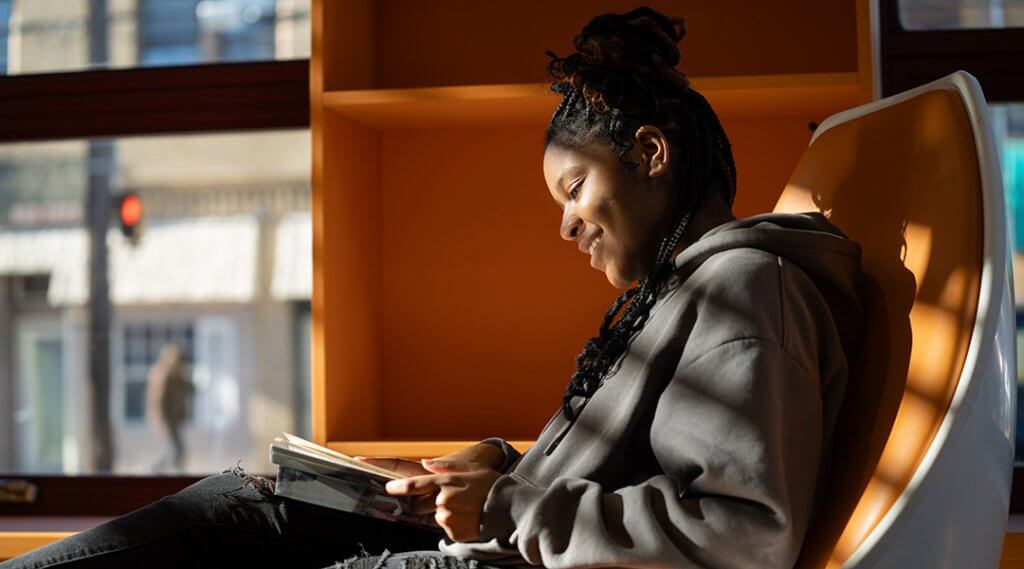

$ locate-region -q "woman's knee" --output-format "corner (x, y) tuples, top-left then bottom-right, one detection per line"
(171, 467), (274, 500)
(219, 464), (277, 496)
(155, 468), (284, 530)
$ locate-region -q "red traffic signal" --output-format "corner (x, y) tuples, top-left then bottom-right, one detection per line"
(115, 192), (143, 243)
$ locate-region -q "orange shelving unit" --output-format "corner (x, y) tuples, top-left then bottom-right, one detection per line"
(310, 0), (868, 458)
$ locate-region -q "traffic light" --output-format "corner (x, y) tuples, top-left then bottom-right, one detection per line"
(115, 192), (143, 244)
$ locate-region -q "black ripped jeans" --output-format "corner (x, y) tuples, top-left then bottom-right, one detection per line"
(1, 469), (496, 569)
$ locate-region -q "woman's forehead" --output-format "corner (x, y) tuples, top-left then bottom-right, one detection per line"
(544, 142), (605, 173)
(543, 145), (577, 184)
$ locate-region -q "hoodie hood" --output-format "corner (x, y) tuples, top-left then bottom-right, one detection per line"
(673, 211), (865, 359)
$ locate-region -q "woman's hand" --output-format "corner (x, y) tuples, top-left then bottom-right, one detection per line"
(385, 463), (502, 542)
(356, 441), (506, 534)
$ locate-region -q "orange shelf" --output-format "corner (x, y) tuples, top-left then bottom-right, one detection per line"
(690, 72), (860, 119)
(321, 83), (555, 128)
(327, 441), (534, 459)
(0, 532), (75, 561)
(320, 72), (860, 129)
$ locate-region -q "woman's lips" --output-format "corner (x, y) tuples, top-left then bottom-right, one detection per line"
(577, 230), (604, 269)
(588, 234), (603, 267)
(578, 230), (603, 255)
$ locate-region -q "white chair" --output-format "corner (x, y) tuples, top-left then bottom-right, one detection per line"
(775, 71), (1015, 568)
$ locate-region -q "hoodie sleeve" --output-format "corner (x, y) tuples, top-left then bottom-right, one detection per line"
(474, 336), (824, 569)
(478, 437), (523, 474)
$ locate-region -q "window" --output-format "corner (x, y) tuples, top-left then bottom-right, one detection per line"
(140, 0), (277, 66)
(140, 0), (202, 66)
(0, 0), (310, 516)
(899, 0), (1024, 29)
(198, 0), (278, 62)
(0, 130), (311, 477)
(997, 103), (1024, 462)
(882, 1), (1024, 101)
(0, 0), (308, 76)
(0, 1), (10, 74)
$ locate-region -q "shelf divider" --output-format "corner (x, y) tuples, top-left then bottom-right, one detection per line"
(320, 72), (861, 129)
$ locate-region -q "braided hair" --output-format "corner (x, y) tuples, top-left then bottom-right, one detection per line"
(546, 7), (738, 420)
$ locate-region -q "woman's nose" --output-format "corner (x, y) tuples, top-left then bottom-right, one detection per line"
(561, 212), (583, 241)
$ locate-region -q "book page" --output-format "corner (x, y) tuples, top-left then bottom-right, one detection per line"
(277, 433), (406, 479)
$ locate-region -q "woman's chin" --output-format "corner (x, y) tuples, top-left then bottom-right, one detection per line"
(593, 254), (634, 289)
(603, 267), (634, 289)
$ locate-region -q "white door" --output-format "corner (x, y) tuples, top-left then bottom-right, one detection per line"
(14, 317), (64, 473)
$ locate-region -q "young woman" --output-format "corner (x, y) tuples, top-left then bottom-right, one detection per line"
(3, 7), (863, 569)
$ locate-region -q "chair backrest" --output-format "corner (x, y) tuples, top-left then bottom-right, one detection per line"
(776, 73), (985, 568)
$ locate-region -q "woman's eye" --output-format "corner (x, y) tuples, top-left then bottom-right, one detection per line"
(569, 182), (582, 200)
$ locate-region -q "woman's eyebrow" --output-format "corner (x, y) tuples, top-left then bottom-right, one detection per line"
(555, 172), (569, 192)
(551, 172), (571, 209)
(556, 166), (580, 193)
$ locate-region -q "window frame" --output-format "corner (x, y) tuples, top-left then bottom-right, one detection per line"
(881, 0), (1024, 103)
(879, 0), (1024, 512)
(0, 54), (307, 518)
(0, 475), (205, 516)
(0, 60), (308, 143)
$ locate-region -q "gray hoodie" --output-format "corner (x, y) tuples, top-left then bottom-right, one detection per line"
(441, 212), (865, 569)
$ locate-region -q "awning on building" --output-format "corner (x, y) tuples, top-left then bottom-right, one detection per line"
(111, 215), (259, 305)
(0, 215), (261, 306)
(0, 227), (87, 305)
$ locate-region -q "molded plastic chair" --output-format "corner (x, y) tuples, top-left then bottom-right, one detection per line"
(775, 71), (1015, 568)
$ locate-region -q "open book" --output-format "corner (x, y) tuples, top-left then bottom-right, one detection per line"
(269, 433), (440, 531)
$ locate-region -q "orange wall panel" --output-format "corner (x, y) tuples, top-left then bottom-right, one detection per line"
(318, 0), (375, 91)
(316, 112), (385, 441)
(378, 125), (620, 439)
(373, 0), (859, 89)
(726, 117), (817, 218)
(369, 115), (813, 439)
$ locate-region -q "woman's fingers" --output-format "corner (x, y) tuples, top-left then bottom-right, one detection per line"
(385, 474), (445, 496)
(355, 456), (429, 477)
(410, 493), (437, 515)
(385, 470), (495, 542)
(425, 442), (503, 472)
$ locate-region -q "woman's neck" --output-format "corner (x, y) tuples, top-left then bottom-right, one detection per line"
(671, 192), (737, 259)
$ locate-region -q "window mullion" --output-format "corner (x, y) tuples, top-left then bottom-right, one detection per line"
(0, 60), (309, 142)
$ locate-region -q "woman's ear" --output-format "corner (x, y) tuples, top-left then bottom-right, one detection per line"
(634, 125), (670, 179)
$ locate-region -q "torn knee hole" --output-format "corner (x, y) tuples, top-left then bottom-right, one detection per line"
(222, 463), (276, 496)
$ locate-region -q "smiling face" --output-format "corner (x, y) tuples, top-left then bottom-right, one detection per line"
(544, 127), (680, 288)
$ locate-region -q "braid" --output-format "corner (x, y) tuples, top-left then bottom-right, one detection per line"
(693, 90), (737, 206)
(545, 8), (738, 419)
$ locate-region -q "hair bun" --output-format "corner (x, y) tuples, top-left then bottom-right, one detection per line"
(546, 7), (688, 113)
(576, 7), (686, 72)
